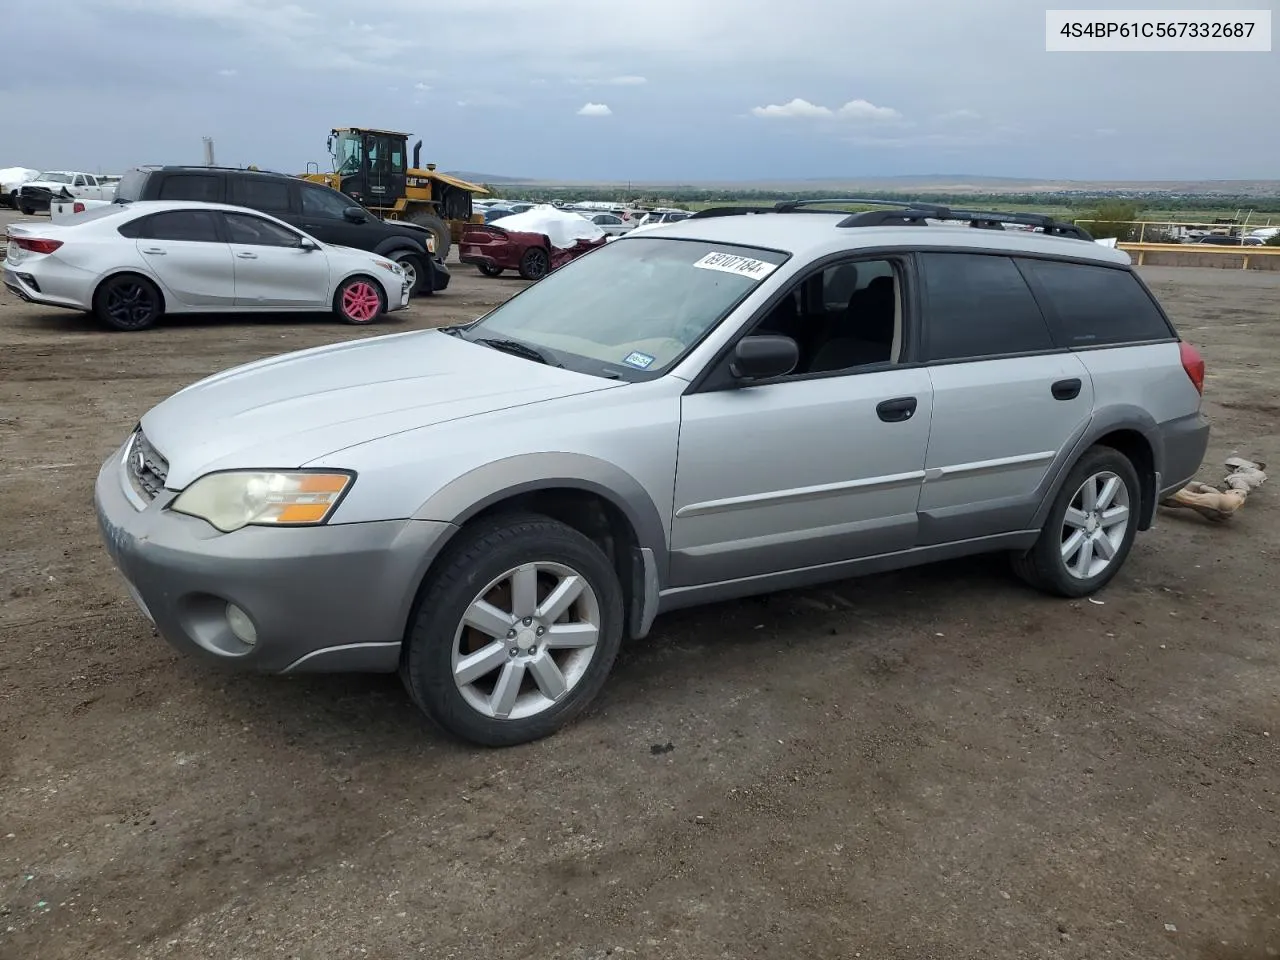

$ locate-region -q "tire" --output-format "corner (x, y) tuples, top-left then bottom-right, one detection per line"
(390, 250), (426, 296)
(92, 274), (163, 331)
(478, 263), (504, 278)
(517, 246), (551, 281)
(399, 511), (625, 747)
(18, 203), (34, 216)
(1011, 445), (1141, 598)
(406, 211), (450, 261)
(333, 275), (386, 325)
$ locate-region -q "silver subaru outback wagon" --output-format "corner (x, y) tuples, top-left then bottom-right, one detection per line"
(94, 200), (1210, 746)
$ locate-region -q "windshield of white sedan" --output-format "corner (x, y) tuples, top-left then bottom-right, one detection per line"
(463, 237), (788, 378)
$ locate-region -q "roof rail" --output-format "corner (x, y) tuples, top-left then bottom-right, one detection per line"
(688, 197), (1094, 241)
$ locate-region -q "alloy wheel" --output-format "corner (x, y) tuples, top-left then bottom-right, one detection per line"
(1061, 470), (1131, 580)
(105, 281), (157, 328)
(341, 281), (381, 322)
(451, 561), (601, 721)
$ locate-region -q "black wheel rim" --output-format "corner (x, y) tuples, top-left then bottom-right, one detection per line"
(105, 282), (156, 328)
(528, 250), (548, 276)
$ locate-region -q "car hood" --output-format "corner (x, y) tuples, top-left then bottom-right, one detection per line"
(139, 329), (624, 489)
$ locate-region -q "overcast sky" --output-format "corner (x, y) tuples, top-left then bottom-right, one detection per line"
(5, 0), (1276, 182)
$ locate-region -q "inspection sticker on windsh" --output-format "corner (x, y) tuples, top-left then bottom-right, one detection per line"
(692, 251), (778, 280)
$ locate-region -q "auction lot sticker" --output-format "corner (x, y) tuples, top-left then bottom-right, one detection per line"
(693, 252), (778, 281)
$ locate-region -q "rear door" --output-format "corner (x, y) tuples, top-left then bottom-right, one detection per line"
(227, 175), (299, 228)
(219, 211), (330, 308)
(915, 251), (1094, 545)
(129, 209), (235, 307)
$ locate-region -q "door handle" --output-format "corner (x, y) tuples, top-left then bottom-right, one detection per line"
(876, 396), (918, 423)
(141, 247), (166, 255)
(236, 251), (259, 259)
(1051, 378), (1082, 401)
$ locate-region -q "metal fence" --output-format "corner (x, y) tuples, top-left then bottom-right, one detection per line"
(1073, 218), (1279, 244)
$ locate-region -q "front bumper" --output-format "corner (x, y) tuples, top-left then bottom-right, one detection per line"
(427, 256), (451, 293)
(93, 440), (457, 674)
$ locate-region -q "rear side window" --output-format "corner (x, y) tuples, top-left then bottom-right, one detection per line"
(157, 175), (221, 202)
(1019, 259), (1173, 347)
(229, 177), (293, 213)
(918, 252), (1054, 361)
(129, 210), (222, 242)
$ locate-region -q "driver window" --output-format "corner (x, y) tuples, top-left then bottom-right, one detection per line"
(748, 258), (903, 376)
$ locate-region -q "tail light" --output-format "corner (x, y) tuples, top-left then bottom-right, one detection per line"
(1179, 341), (1205, 395)
(73, 201), (85, 214)
(10, 237), (63, 255)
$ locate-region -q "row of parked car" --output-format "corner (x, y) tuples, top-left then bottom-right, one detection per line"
(2, 164), (463, 330)
(475, 197), (693, 233)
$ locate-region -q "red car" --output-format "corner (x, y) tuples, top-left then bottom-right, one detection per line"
(459, 223), (608, 280)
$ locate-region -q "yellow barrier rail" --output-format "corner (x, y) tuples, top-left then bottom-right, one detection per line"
(1118, 241), (1280, 269)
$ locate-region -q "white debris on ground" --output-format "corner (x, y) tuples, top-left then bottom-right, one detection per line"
(488, 204), (606, 249)
(1160, 456), (1267, 521)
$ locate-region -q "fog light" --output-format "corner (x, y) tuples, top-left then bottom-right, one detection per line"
(226, 603), (258, 647)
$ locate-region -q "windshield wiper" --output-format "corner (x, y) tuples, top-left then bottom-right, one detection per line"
(475, 337), (562, 367)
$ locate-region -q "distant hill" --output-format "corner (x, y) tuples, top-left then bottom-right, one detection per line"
(446, 172), (1280, 197)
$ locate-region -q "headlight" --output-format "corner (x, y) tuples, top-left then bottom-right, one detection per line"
(375, 259), (401, 274)
(170, 470), (353, 533)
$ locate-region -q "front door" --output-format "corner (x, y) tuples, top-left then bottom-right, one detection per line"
(132, 208), (234, 308)
(219, 212), (330, 308)
(670, 257), (932, 588)
(913, 251), (1096, 544)
(364, 132), (407, 206)
(296, 181), (373, 249)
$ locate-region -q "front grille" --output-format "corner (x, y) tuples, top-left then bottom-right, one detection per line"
(127, 429), (169, 501)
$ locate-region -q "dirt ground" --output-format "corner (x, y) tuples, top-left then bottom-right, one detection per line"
(1, 207), (1278, 960)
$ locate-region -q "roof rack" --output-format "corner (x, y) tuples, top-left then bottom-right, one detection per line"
(688, 196), (1093, 241)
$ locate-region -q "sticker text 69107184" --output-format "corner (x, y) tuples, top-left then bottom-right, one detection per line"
(692, 251), (778, 281)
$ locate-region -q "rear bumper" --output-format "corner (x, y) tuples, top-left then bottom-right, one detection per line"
(1159, 410), (1211, 497)
(16, 188), (52, 211)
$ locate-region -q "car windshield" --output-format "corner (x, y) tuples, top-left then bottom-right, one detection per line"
(461, 236), (789, 380)
(37, 172), (74, 184)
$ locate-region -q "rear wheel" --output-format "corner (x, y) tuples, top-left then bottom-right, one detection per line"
(93, 275), (163, 331)
(399, 512), (625, 747)
(478, 263), (504, 277)
(406, 211), (450, 261)
(18, 202), (34, 216)
(333, 276), (385, 325)
(518, 246), (551, 281)
(1011, 445), (1140, 598)
(390, 251), (426, 296)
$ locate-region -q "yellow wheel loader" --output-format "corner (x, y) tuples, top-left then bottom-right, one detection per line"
(300, 127), (488, 260)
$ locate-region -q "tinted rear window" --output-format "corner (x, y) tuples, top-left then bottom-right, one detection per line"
(157, 174), (221, 202)
(1019, 259), (1174, 347)
(114, 170), (148, 202)
(918, 252), (1054, 361)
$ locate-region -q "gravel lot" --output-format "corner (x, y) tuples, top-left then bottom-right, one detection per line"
(2, 206), (1278, 960)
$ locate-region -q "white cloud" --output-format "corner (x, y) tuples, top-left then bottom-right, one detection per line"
(751, 98), (832, 119)
(217, 68), (237, 76)
(608, 75), (647, 85)
(414, 81), (431, 91)
(577, 102), (612, 117)
(751, 97), (901, 122)
(837, 99), (901, 121)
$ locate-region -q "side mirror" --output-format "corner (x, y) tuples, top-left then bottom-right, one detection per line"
(343, 206), (368, 223)
(729, 335), (799, 382)
(299, 237), (320, 251)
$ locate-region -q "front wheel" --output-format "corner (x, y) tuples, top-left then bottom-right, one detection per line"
(333, 276), (385, 325)
(518, 246), (550, 281)
(93, 274), (163, 331)
(391, 251), (426, 296)
(1011, 445), (1141, 598)
(400, 512), (625, 747)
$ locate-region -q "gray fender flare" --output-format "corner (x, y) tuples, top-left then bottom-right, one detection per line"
(1030, 405), (1164, 531)
(410, 453), (669, 637)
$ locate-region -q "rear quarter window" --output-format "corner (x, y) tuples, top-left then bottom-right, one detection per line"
(113, 170), (148, 202)
(1018, 259), (1175, 347)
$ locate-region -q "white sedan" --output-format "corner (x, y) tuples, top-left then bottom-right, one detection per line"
(2, 200), (411, 331)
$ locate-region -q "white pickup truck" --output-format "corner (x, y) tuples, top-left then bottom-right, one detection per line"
(14, 171), (117, 215)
